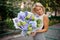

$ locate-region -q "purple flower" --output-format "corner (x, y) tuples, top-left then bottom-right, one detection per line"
(17, 11), (26, 21)
(24, 11), (28, 16)
(21, 24), (28, 31)
(29, 21), (37, 28)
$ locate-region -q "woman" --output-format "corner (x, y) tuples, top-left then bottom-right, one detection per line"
(31, 2), (49, 40)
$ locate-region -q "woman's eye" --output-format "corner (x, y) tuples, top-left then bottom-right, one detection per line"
(37, 10), (39, 11)
(39, 8), (41, 10)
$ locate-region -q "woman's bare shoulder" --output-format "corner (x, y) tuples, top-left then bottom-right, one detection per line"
(43, 14), (48, 18)
(44, 14), (48, 17)
(43, 14), (49, 21)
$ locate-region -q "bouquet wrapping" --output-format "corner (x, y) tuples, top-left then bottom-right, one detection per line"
(13, 11), (42, 36)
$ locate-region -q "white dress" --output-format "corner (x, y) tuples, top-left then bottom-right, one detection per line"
(33, 14), (46, 40)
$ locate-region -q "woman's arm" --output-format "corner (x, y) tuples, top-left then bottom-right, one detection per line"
(36, 15), (49, 33)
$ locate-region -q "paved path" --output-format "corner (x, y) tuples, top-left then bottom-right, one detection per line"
(45, 23), (60, 40)
(0, 23), (60, 40)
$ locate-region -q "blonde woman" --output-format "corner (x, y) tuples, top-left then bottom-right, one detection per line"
(31, 2), (49, 40)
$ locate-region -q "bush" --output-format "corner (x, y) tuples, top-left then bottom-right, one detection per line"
(5, 18), (15, 30)
(49, 16), (60, 21)
(0, 21), (7, 34)
(49, 16), (60, 26)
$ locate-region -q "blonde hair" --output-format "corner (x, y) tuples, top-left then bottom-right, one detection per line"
(31, 2), (45, 14)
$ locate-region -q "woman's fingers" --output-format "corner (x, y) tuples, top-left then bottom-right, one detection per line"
(31, 32), (36, 36)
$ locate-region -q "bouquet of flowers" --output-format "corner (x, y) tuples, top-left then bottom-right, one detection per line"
(13, 11), (42, 36)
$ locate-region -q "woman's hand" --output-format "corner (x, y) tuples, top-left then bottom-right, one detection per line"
(30, 32), (36, 36)
(36, 29), (40, 32)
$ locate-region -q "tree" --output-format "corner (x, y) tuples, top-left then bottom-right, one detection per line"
(0, 0), (21, 34)
(48, 0), (60, 16)
(0, 0), (21, 21)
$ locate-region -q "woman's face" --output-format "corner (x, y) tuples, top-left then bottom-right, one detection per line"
(35, 6), (43, 15)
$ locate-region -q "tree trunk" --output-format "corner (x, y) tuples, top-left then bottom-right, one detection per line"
(55, 9), (57, 16)
(0, 16), (2, 21)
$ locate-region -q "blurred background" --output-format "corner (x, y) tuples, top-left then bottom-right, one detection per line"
(0, 0), (60, 40)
